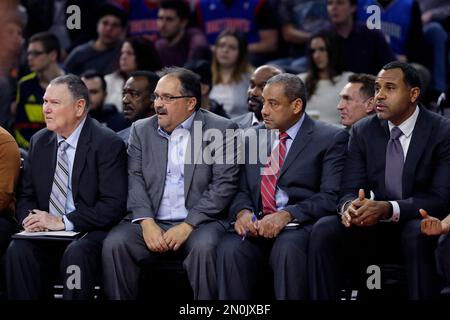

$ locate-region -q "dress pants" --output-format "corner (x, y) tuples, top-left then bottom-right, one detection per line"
(102, 220), (225, 300)
(216, 225), (311, 300)
(6, 230), (107, 300)
(436, 233), (450, 285)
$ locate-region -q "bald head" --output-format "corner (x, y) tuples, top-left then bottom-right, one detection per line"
(247, 65), (283, 120)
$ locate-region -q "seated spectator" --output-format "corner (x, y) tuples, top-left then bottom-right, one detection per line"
(209, 29), (254, 118)
(126, 0), (161, 41)
(81, 70), (129, 132)
(299, 31), (352, 125)
(155, 0), (211, 67)
(64, 4), (127, 75)
(105, 37), (162, 111)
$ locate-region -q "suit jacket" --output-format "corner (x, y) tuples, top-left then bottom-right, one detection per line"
(127, 109), (240, 227)
(17, 116), (128, 232)
(230, 114), (349, 225)
(233, 112), (256, 129)
(339, 107), (450, 221)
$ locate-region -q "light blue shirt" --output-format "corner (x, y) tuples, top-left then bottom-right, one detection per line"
(273, 113), (305, 211)
(56, 116), (87, 231)
(156, 112), (196, 221)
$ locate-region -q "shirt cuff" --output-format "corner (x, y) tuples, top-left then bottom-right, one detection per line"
(63, 215), (74, 231)
(389, 201), (400, 222)
(132, 217), (151, 224)
(339, 200), (353, 216)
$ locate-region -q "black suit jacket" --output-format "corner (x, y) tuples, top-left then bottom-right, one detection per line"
(339, 107), (450, 221)
(17, 116), (128, 232)
(230, 114), (349, 225)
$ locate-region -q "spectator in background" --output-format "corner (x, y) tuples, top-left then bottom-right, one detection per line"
(337, 73), (375, 127)
(209, 29), (254, 118)
(299, 31), (352, 125)
(195, 0), (278, 66)
(105, 37), (162, 112)
(64, 4), (127, 75)
(126, 0), (161, 41)
(327, 0), (396, 75)
(155, 0), (211, 67)
(14, 32), (65, 149)
(81, 71), (129, 132)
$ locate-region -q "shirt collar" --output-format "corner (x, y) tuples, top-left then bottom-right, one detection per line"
(57, 116), (87, 149)
(251, 112), (260, 126)
(283, 112), (305, 141)
(158, 111), (197, 138)
(388, 105), (419, 139)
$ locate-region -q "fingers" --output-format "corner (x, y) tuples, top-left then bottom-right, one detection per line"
(358, 188), (365, 201)
(341, 212), (352, 227)
(419, 208), (428, 219)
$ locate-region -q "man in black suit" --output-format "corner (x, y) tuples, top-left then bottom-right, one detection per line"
(5, 74), (127, 300)
(309, 61), (450, 300)
(216, 73), (349, 299)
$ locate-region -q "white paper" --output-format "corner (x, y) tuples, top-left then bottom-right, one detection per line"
(15, 231), (80, 237)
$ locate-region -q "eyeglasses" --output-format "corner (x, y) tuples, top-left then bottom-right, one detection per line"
(26, 50), (47, 57)
(152, 93), (194, 103)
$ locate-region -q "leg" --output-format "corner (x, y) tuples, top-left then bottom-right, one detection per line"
(436, 233), (450, 285)
(423, 22), (448, 93)
(61, 230), (108, 300)
(401, 219), (439, 299)
(102, 221), (159, 300)
(216, 232), (267, 300)
(0, 217), (18, 292)
(181, 221), (225, 300)
(270, 225), (311, 299)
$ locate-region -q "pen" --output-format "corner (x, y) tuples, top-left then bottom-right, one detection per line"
(242, 213), (257, 241)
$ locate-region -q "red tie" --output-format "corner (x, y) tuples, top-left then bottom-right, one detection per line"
(260, 132), (289, 215)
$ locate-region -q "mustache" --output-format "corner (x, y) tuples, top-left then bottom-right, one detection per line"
(156, 107), (168, 115)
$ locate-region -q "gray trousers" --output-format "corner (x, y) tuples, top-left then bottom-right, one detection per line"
(102, 220), (225, 300)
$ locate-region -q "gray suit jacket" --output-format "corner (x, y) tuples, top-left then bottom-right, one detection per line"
(232, 112), (256, 129)
(127, 109), (240, 227)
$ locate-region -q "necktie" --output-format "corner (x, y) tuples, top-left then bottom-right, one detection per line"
(49, 140), (70, 216)
(260, 132), (289, 215)
(385, 126), (404, 199)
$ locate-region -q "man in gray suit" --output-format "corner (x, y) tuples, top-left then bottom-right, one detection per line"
(233, 65), (283, 129)
(102, 67), (240, 300)
(217, 73), (349, 299)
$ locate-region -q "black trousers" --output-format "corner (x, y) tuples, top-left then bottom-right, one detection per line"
(0, 216), (18, 293)
(309, 215), (439, 300)
(6, 230), (107, 300)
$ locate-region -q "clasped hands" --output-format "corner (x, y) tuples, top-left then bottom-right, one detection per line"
(234, 209), (292, 239)
(22, 209), (65, 232)
(140, 219), (194, 253)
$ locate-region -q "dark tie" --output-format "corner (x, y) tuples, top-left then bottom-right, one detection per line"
(385, 126), (404, 199)
(49, 140), (70, 216)
(260, 132), (289, 215)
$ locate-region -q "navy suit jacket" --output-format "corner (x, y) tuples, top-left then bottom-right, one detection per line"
(17, 116), (128, 232)
(230, 114), (349, 225)
(339, 107), (450, 221)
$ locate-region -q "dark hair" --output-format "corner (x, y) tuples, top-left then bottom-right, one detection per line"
(29, 31), (61, 61)
(81, 70), (107, 92)
(98, 4), (128, 27)
(129, 70), (160, 96)
(266, 73), (308, 110)
(305, 30), (343, 98)
(124, 37), (162, 72)
(158, 67), (202, 111)
(382, 61), (422, 92)
(159, 0), (190, 20)
(348, 73), (376, 100)
(184, 59), (212, 88)
(50, 74), (90, 108)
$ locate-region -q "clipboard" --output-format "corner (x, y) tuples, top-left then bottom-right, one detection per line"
(12, 231), (87, 241)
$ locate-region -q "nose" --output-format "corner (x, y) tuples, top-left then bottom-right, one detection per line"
(261, 102), (270, 117)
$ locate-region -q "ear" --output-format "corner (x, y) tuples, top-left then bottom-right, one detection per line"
(365, 97), (375, 114)
(49, 50), (58, 62)
(187, 97), (197, 112)
(75, 99), (87, 116)
(410, 87), (420, 104)
(292, 98), (304, 115)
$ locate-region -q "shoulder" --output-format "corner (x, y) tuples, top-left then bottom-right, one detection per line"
(312, 119), (348, 140)
(201, 109), (237, 130)
(87, 117), (125, 147)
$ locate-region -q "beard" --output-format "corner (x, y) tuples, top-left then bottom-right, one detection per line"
(247, 96), (263, 121)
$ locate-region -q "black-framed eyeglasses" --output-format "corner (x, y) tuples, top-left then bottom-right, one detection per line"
(26, 50), (47, 57)
(152, 93), (194, 103)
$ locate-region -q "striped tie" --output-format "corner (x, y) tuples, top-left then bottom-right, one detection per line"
(260, 132), (289, 215)
(49, 140), (70, 216)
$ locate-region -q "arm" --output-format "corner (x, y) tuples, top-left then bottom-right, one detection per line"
(248, 29), (278, 54)
(0, 138), (20, 214)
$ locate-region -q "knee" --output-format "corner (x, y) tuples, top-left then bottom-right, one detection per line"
(5, 240), (31, 261)
(270, 239), (307, 266)
(310, 216), (341, 252)
(424, 22), (448, 40)
(436, 234), (450, 270)
(401, 219), (422, 250)
(216, 235), (242, 260)
(102, 226), (130, 258)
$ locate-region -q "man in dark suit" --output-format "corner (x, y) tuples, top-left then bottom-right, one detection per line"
(102, 67), (240, 300)
(5, 74), (128, 300)
(309, 61), (450, 300)
(216, 73), (349, 299)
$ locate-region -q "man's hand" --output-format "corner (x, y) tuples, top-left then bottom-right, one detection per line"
(235, 209), (258, 237)
(163, 222), (194, 251)
(351, 200), (391, 227)
(420, 209), (450, 236)
(342, 189), (366, 227)
(140, 219), (169, 253)
(22, 209), (65, 232)
(258, 210), (292, 238)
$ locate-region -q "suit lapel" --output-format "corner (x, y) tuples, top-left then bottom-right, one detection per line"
(184, 111), (204, 196)
(44, 133), (58, 202)
(72, 117), (92, 198)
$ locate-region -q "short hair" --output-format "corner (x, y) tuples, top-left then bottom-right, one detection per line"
(348, 73), (376, 100)
(81, 70), (107, 92)
(98, 3), (128, 27)
(381, 61), (422, 91)
(29, 31), (61, 61)
(159, 0), (190, 20)
(266, 73), (308, 110)
(128, 70), (160, 96)
(158, 67), (202, 111)
(50, 74), (90, 108)
(124, 37), (162, 72)
(184, 59), (212, 88)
